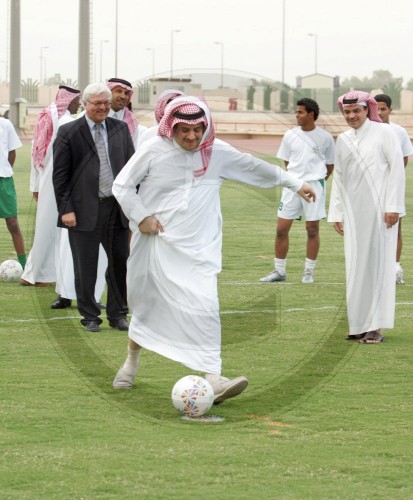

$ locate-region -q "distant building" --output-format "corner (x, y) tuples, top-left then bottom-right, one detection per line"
(133, 76), (245, 112)
(296, 73), (340, 113)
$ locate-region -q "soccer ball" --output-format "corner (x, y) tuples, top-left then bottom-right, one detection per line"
(0, 259), (23, 282)
(171, 375), (215, 417)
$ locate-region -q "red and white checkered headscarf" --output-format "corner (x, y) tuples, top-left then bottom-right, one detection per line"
(155, 89), (185, 124)
(337, 90), (382, 123)
(107, 78), (139, 136)
(158, 96), (215, 177)
(32, 86), (80, 169)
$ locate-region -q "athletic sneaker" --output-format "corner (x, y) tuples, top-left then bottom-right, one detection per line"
(259, 269), (286, 282)
(205, 374), (248, 405)
(301, 269), (314, 284)
(396, 268), (405, 285)
(112, 366), (136, 389)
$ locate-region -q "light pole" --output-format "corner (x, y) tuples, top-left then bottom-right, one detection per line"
(146, 47), (155, 76)
(170, 29), (181, 80)
(214, 41), (224, 88)
(114, 0), (118, 77)
(100, 39), (109, 81)
(40, 46), (48, 84)
(0, 59), (6, 82)
(308, 33), (318, 74)
(281, 0), (285, 84)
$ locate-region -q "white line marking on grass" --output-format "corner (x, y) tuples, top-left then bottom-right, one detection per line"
(286, 306), (338, 312)
(47, 315), (82, 321)
(221, 309), (278, 314)
(285, 302), (412, 313)
(2, 302), (410, 326)
(0, 315), (82, 324)
(220, 281), (345, 286)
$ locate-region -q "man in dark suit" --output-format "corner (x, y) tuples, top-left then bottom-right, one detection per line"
(53, 83), (135, 332)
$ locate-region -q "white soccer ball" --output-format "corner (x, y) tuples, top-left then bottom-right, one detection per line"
(0, 259), (23, 282)
(171, 375), (215, 417)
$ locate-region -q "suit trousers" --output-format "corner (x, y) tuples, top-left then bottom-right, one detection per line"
(68, 196), (129, 325)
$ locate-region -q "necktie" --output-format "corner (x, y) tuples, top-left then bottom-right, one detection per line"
(94, 123), (113, 197)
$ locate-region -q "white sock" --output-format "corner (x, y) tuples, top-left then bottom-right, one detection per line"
(304, 258), (316, 272)
(396, 262), (402, 272)
(122, 346), (141, 376)
(274, 258), (287, 275)
(205, 373), (226, 384)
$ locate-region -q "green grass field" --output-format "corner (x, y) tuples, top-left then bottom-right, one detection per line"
(1, 143), (412, 499)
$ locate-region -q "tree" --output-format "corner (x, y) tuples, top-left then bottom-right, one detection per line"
(369, 70), (396, 88)
(341, 70), (402, 92)
(341, 75), (364, 89)
(382, 80), (403, 109)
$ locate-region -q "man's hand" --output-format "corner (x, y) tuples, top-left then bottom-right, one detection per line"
(33, 192), (39, 202)
(62, 212), (77, 228)
(138, 216), (164, 234)
(332, 222), (344, 236)
(297, 182), (316, 203)
(384, 212), (399, 228)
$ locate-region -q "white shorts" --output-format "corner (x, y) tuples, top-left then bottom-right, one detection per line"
(277, 180), (326, 221)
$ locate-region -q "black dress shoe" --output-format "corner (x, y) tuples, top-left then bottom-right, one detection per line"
(84, 321), (101, 332)
(51, 296), (72, 309)
(109, 318), (129, 331)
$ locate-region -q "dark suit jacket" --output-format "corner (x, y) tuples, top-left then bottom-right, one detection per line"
(53, 116), (135, 231)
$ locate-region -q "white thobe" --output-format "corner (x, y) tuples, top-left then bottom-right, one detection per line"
(108, 108), (146, 149)
(22, 108), (72, 284)
(136, 125), (157, 148)
(113, 136), (303, 374)
(328, 119), (405, 335)
(22, 109), (107, 301)
(54, 228), (107, 301)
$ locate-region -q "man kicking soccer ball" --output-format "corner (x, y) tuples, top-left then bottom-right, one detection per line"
(112, 96), (316, 404)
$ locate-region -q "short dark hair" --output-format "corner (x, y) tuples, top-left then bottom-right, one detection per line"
(374, 94), (392, 108)
(296, 98), (320, 121)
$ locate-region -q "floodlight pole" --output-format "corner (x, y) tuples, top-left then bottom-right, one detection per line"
(114, 0), (118, 76)
(170, 29), (181, 80)
(308, 33), (318, 73)
(146, 47), (155, 76)
(100, 39), (109, 82)
(9, 0), (22, 128)
(214, 41), (224, 88)
(281, 0), (285, 84)
(78, 0), (91, 90)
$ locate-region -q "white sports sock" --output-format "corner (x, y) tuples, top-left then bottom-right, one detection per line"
(304, 258), (316, 272)
(122, 346), (141, 376)
(395, 262), (402, 272)
(274, 258), (287, 275)
(205, 373), (228, 384)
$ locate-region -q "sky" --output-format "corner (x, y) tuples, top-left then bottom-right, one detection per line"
(1, 0), (413, 88)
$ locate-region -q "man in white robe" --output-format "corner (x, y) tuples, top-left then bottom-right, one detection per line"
(111, 96), (316, 404)
(107, 78), (146, 149)
(21, 86), (81, 287)
(137, 88), (185, 147)
(20, 86), (107, 309)
(374, 93), (413, 285)
(328, 91), (405, 344)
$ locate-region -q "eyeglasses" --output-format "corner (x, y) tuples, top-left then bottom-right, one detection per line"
(87, 100), (111, 107)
